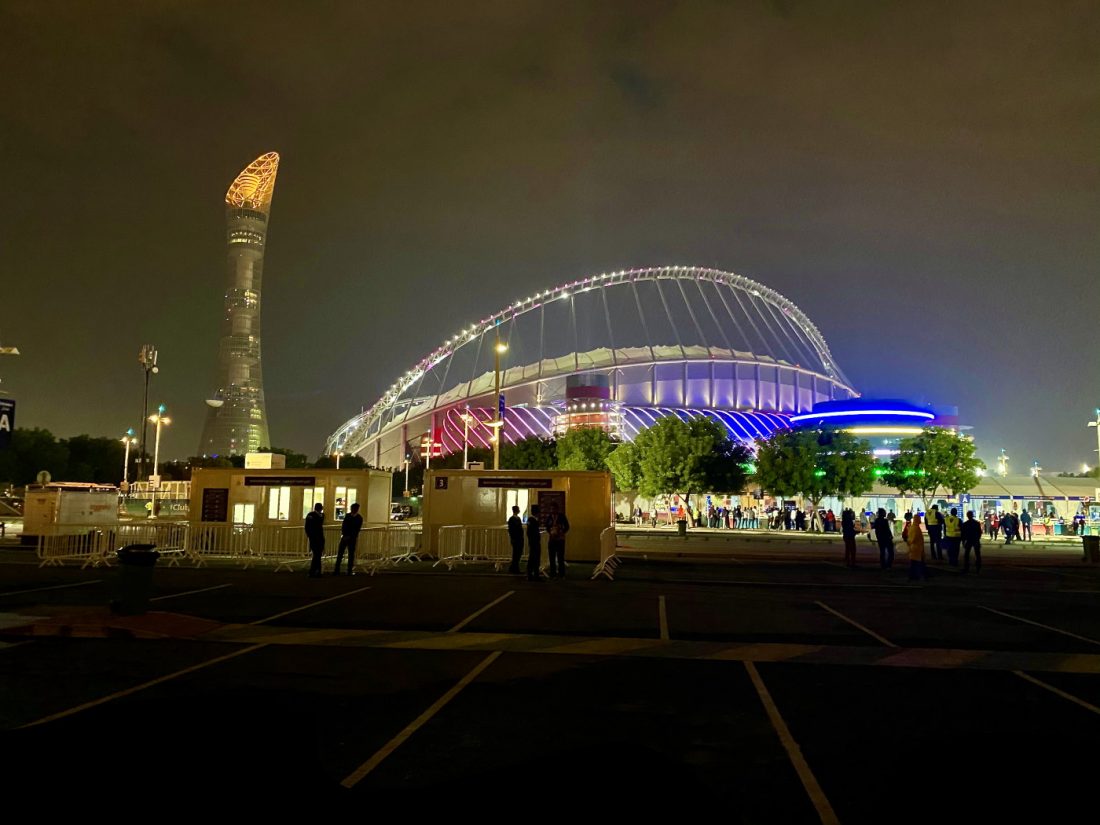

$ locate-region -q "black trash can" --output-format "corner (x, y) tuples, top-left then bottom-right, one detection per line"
(1083, 535), (1100, 564)
(677, 519), (688, 537)
(112, 544), (160, 615)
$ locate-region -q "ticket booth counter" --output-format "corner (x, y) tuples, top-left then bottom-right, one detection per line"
(189, 467), (392, 528)
(421, 469), (612, 561)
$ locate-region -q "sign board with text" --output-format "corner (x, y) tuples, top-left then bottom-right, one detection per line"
(0, 397), (14, 449)
(477, 477), (553, 489)
(244, 475), (317, 487)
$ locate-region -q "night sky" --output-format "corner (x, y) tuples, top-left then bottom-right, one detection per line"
(1, 1), (1097, 469)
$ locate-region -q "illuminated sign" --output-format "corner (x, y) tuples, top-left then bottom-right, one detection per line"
(244, 476), (316, 487)
(477, 477), (553, 489)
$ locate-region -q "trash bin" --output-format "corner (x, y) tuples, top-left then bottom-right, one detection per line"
(112, 544), (160, 615)
(1083, 536), (1100, 564)
(677, 519), (688, 537)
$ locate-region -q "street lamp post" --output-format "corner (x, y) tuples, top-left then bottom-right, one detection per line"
(333, 452), (341, 470)
(997, 449), (1009, 478)
(120, 428), (136, 488)
(1088, 408), (1100, 472)
(147, 404), (171, 519)
(404, 455), (410, 497)
(460, 408), (475, 469)
(492, 328), (508, 471)
(137, 345), (158, 481)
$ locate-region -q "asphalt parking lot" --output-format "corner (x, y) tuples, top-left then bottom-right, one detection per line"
(2, 550), (1099, 819)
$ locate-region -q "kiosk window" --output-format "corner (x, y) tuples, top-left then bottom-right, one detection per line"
(302, 486), (325, 518)
(267, 486), (291, 521)
(334, 486), (357, 520)
(232, 503), (255, 525)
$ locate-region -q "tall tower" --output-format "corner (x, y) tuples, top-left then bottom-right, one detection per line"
(199, 152), (279, 456)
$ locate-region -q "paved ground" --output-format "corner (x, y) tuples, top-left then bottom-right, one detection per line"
(2, 545), (1099, 818)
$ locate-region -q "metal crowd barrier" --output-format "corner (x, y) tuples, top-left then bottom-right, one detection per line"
(34, 521), (421, 572)
(432, 524), (517, 571)
(590, 526), (619, 581)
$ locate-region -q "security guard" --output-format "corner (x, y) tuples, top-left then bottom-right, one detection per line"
(925, 504), (944, 561)
(944, 507), (963, 566)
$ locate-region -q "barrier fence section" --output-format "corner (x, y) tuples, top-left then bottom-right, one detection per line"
(35, 521), (422, 571)
(36, 522), (190, 569)
(591, 526), (619, 580)
(432, 524), (517, 571)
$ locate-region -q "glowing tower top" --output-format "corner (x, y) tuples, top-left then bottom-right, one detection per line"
(199, 152), (280, 456)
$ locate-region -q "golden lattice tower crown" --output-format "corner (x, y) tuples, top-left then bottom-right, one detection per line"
(225, 152), (280, 214)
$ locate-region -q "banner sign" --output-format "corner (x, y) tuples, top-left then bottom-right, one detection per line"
(244, 475), (316, 487)
(0, 397), (13, 449)
(477, 477), (553, 489)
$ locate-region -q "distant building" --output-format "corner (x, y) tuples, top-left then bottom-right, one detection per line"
(199, 152), (280, 456)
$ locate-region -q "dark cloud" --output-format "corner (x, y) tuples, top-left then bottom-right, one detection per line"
(0, 0), (1097, 467)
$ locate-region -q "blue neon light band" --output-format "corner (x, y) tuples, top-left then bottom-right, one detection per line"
(790, 408), (935, 423)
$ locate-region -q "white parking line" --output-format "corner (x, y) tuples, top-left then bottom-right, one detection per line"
(0, 580), (102, 598)
(150, 583), (232, 602)
(658, 595), (669, 641)
(1014, 670), (1100, 716)
(447, 591), (514, 633)
(341, 651), (502, 788)
(20, 643), (268, 729)
(981, 606), (1100, 647)
(816, 600), (897, 647)
(745, 661), (840, 825)
(251, 586), (372, 625)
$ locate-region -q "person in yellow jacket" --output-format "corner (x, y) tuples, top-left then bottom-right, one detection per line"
(944, 507), (963, 567)
(925, 504), (944, 561)
(906, 513), (927, 581)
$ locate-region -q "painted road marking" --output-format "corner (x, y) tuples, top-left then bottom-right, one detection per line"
(250, 585), (372, 625)
(341, 651), (502, 788)
(447, 591), (514, 633)
(745, 661), (840, 825)
(19, 643), (268, 729)
(664, 578), (912, 590)
(816, 601), (898, 647)
(150, 583), (232, 602)
(658, 595), (669, 641)
(981, 606), (1100, 647)
(0, 580), (102, 598)
(1014, 670), (1100, 716)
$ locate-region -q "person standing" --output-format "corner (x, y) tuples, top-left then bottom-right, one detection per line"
(944, 507), (962, 567)
(983, 511), (993, 541)
(1020, 509), (1032, 541)
(925, 505), (944, 561)
(304, 502), (325, 578)
(873, 507), (895, 569)
(841, 507), (858, 567)
(334, 502), (363, 575)
(906, 513), (927, 581)
(546, 503), (571, 578)
(1003, 512), (1015, 544)
(961, 509), (983, 573)
(526, 503), (543, 581)
(507, 505), (525, 574)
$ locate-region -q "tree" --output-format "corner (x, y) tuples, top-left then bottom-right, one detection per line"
(500, 436), (557, 470)
(0, 428), (70, 486)
(882, 427), (985, 512)
(556, 427), (615, 471)
(630, 416), (752, 522)
(266, 447), (311, 469)
(755, 427), (876, 529)
(313, 453), (367, 469)
(606, 441), (642, 492)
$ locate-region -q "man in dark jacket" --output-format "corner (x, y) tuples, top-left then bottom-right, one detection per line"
(507, 505), (524, 574)
(873, 507), (895, 569)
(526, 504), (543, 581)
(961, 509), (983, 573)
(546, 503), (571, 578)
(841, 508), (858, 568)
(334, 502), (363, 575)
(304, 502), (325, 578)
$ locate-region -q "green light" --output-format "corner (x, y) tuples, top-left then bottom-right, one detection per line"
(814, 469), (826, 477)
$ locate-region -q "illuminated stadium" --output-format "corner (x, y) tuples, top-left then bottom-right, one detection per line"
(326, 266), (859, 468)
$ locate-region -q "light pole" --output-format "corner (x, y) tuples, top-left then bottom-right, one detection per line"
(333, 452), (341, 470)
(404, 455), (410, 497)
(460, 407), (475, 469)
(120, 428), (137, 488)
(147, 404), (171, 519)
(492, 327), (508, 471)
(1088, 409), (1100, 473)
(997, 449), (1009, 478)
(137, 345), (158, 481)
